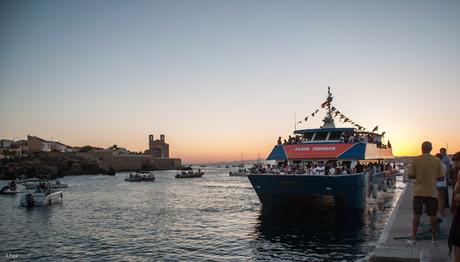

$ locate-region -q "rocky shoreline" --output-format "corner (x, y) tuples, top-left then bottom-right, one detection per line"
(0, 152), (110, 180)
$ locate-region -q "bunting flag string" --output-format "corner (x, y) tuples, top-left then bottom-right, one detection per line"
(295, 99), (385, 136)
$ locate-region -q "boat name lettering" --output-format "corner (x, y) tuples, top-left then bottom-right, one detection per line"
(293, 146), (336, 151)
(312, 146), (336, 151)
(294, 147), (310, 151)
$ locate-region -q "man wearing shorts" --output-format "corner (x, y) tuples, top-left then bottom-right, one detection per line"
(407, 141), (444, 244)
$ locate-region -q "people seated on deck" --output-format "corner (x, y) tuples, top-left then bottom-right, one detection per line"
(341, 167), (348, 175)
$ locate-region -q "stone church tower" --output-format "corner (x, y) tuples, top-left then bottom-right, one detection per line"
(146, 134), (169, 158)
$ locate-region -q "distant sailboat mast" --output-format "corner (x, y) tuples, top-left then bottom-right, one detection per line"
(239, 152), (244, 167)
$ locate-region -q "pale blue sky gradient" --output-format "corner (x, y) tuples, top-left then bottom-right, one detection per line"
(1, 0), (459, 162)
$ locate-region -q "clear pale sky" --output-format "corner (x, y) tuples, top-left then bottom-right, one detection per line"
(1, 0), (459, 163)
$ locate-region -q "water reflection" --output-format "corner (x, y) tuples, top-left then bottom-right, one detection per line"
(0, 172), (403, 261)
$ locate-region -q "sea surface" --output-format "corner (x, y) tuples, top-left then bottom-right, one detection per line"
(0, 168), (404, 261)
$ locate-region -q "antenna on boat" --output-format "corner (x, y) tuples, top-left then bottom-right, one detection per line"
(294, 112), (297, 130)
(321, 86), (335, 128)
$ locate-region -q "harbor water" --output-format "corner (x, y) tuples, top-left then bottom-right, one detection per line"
(0, 168), (404, 261)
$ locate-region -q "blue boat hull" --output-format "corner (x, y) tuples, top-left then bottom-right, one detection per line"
(247, 173), (367, 210)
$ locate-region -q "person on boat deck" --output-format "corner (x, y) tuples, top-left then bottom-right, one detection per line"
(328, 164), (337, 175)
(348, 134), (355, 144)
(341, 167), (348, 175)
(277, 137), (282, 145)
(407, 141), (444, 245)
(354, 161), (363, 173)
(387, 140), (392, 148)
(340, 134), (345, 143)
(310, 164), (318, 175)
(375, 136), (382, 147)
(315, 162), (325, 175)
(303, 134), (309, 142)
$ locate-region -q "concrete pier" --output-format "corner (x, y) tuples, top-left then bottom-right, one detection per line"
(371, 182), (453, 261)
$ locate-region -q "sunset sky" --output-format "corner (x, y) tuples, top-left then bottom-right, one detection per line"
(1, 0), (459, 163)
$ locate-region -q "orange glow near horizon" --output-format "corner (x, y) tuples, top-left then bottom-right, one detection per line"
(1, 1), (459, 164)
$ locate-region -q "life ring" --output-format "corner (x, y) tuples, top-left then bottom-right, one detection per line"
(372, 183), (378, 198)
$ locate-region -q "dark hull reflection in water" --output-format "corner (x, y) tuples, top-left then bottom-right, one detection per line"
(252, 188), (401, 262)
(254, 207), (367, 261)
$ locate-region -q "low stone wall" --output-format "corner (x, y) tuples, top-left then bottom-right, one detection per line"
(76, 151), (181, 171)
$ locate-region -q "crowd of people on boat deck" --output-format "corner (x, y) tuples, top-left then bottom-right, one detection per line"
(277, 133), (391, 148)
(251, 161), (395, 176)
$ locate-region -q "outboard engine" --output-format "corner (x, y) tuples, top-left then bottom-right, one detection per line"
(25, 193), (34, 208)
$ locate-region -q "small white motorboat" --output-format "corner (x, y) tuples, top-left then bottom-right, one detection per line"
(24, 179), (68, 189)
(0, 181), (19, 195)
(20, 182), (63, 207)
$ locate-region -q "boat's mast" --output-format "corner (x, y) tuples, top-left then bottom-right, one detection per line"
(321, 86), (336, 128)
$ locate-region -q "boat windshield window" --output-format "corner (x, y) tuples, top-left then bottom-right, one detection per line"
(313, 132), (328, 141)
(328, 131), (342, 140)
(303, 133), (314, 141)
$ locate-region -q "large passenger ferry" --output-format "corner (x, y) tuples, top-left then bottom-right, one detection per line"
(247, 88), (396, 209)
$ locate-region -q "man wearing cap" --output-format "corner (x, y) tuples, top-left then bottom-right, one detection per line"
(407, 141), (444, 244)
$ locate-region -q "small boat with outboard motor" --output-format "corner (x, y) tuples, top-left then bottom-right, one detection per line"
(229, 169), (250, 177)
(247, 87), (397, 210)
(0, 180), (19, 195)
(125, 172), (156, 182)
(20, 180), (63, 207)
(175, 170), (204, 178)
(22, 178), (68, 189)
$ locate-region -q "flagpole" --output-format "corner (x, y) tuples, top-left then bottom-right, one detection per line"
(294, 112), (297, 130)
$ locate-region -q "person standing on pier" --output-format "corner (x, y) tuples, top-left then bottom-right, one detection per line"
(407, 141), (444, 245)
(448, 152), (460, 261)
(440, 148), (452, 209)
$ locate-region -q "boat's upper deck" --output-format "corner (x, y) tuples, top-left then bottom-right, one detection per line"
(292, 127), (386, 145)
(293, 127), (355, 143)
(270, 127), (393, 161)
